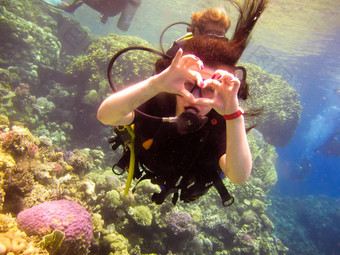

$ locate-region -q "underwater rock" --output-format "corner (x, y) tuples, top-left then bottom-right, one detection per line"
(17, 199), (93, 254)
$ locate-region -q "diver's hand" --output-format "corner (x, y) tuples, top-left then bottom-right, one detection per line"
(154, 49), (204, 103)
(195, 70), (240, 115)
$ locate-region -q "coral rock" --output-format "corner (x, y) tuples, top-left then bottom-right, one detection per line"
(17, 200), (93, 254)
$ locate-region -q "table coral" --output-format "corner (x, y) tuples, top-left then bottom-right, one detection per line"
(17, 200), (93, 254)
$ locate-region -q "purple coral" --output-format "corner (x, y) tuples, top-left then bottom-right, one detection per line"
(165, 211), (198, 236)
(17, 200), (93, 254)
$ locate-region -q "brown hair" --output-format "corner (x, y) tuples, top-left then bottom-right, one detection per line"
(155, 0), (269, 100)
(191, 8), (231, 34)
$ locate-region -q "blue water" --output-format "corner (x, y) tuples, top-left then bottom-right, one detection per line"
(276, 48), (340, 197)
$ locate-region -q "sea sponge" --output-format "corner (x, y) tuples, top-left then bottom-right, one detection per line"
(17, 200), (93, 255)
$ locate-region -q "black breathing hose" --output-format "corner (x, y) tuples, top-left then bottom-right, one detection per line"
(107, 46), (170, 92)
(107, 46), (172, 122)
(106, 44), (207, 134)
(159, 21), (191, 54)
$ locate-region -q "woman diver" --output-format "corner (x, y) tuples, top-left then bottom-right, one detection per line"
(98, 0), (269, 206)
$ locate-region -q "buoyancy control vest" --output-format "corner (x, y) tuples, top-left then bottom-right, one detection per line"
(110, 95), (234, 206)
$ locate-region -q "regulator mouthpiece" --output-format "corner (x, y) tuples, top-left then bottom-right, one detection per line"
(176, 107), (208, 134)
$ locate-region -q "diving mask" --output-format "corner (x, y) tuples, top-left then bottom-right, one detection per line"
(184, 81), (216, 99)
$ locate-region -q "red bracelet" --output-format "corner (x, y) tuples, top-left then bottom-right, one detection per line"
(223, 107), (244, 120)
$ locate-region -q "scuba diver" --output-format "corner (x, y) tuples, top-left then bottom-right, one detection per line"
(42, 0), (141, 30)
(165, 8), (231, 57)
(99, 0), (269, 206)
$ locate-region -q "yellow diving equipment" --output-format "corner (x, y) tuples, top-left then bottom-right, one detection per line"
(115, 125), (136, 196)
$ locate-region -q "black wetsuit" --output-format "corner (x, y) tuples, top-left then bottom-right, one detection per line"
(133, 93), (227, 204)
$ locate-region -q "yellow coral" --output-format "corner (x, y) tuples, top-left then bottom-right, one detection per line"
(128, 205), (153, 226)
(0, 151), (16, 170)
(103, 231), (129, 255)
(0, 214), (47, 255)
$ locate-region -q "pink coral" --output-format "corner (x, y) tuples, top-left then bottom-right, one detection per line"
(17, 200), (93, 254)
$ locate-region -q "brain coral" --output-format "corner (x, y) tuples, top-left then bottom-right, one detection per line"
(17, 200), (93, 255)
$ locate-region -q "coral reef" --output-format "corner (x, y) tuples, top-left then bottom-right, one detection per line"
(0, 0), (60, 84)
(164, 211), (197, 237)
(38, 229), (65, 254)
(128, 205), (153, 227)
(0, 213), (47, 254)
(17, 200), (93, 255)
(64, 34), (157, 146)
(101, 230), (130, 255)
(241, 63), (302, 147)
(268, 191), (340, 255)
(0, 0), (306, 254)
